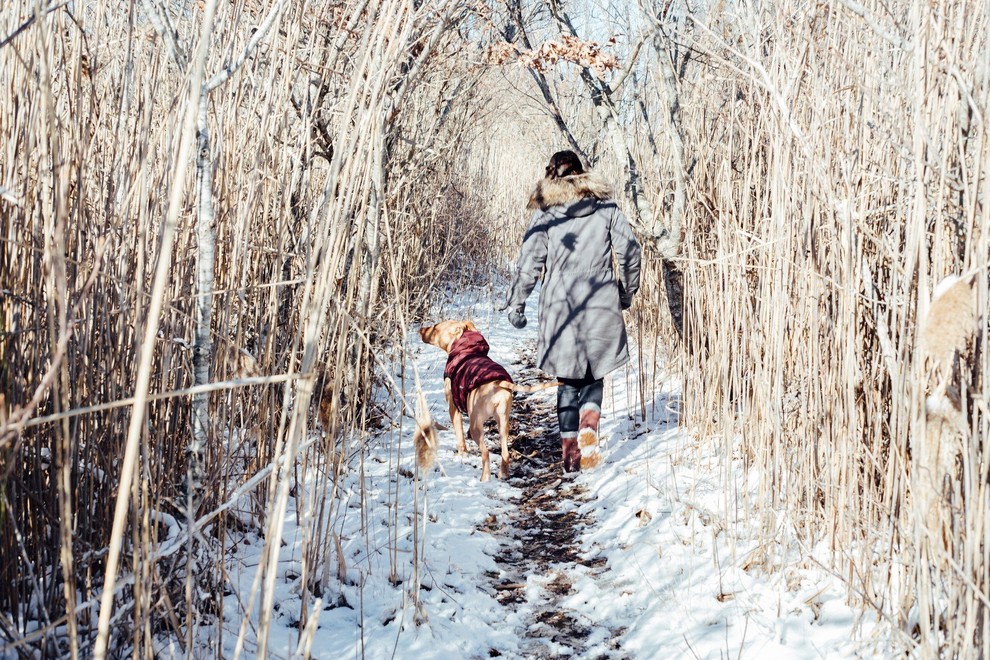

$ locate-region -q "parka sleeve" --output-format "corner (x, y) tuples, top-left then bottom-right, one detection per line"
(506, 210), (549, 311)
(610, 206), (642, 297)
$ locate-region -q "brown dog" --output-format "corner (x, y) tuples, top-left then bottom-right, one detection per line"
(419, 320), (558, 481)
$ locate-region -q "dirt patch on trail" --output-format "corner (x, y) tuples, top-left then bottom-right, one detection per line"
(477, 347), (624, 658)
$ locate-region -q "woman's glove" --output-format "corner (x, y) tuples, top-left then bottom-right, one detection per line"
(618, 281), (633, 310)
(508, 306), (527, 329)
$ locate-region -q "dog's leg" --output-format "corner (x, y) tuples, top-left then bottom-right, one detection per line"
(444, 378), (467, 454)
(468, 413), (491, 482)
(495, 393), (512, 480)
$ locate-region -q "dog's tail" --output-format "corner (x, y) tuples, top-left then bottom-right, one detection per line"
(413, 392), (438, 472)
(494, 380), (561, 393)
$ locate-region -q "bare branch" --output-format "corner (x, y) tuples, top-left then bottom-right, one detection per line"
(0, 1), (68, 50)
(506, 0), (589, 160)
(205, 0), (290, 92)
(609, 30), (650, 92)
(835, 0), (913, 52)
(139, 0), (188, 69)
(19, 373), (310, 430)
(387, 1), (465, 120)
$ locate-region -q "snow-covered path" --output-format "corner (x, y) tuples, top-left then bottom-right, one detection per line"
(217, 290), (884, 659)
(473, 336), (625, 656)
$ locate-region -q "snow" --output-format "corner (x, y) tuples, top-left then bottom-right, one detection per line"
(210, 287), (887, 659)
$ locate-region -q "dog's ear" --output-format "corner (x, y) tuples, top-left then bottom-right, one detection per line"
(448, 320), (475, 341)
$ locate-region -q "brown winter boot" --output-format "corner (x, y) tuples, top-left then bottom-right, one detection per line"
(577, 403), (602, 470)
(561, 435), (581, 473)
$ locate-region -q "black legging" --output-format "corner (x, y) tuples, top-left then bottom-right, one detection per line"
(557, 369), (603, 436)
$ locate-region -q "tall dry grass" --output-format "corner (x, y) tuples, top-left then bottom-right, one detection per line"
(0, 0), (502, 655)
(468, 0), (988, 654)
(617, 0), (988, 655)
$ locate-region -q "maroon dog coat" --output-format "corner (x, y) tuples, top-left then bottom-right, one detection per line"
(444, 330), (513, 414)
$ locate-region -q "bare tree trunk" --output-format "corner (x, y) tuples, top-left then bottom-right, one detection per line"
(642, 4), (693, 338)
(649, 29), (687, 258)
(191, 92), (214, 510)
(186, 90), (215, 646)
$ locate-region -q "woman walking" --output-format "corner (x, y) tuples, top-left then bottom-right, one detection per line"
(504, 150), (641, 473)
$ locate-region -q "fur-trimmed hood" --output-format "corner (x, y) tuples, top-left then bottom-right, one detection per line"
(527, 172), (613, 212)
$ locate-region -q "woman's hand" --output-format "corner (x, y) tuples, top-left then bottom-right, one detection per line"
(508, 306), (527, 329)
(618, 282), (633, 310)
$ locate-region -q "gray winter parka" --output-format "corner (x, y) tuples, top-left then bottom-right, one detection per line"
(507, 173), (642, 380)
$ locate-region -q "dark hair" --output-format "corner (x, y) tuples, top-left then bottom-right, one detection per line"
(545, 150), (585, 179)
